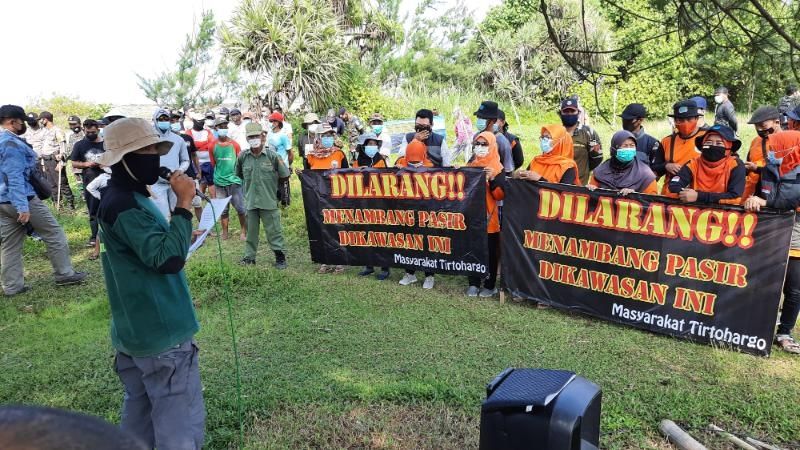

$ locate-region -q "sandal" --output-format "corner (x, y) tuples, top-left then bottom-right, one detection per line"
(333, 265), (346, 274)
(318, 264), (331, 274)
(776, 335), (800, 354)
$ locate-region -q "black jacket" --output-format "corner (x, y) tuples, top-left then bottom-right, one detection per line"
(714, 100), (738, 133)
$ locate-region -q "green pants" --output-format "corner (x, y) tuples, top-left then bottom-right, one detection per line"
(244, 208), (285, 259)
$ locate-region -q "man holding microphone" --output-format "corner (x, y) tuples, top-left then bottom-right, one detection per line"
(96, 118), (205, 449)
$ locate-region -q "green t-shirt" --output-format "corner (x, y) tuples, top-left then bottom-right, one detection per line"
(213, 140), (242, 186)
(235, 149), (290, 210)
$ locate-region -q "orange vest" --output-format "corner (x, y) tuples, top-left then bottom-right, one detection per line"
(486, 183), (504, 233)
(307, 149), (347, 169)
(660, 131), (705, 195)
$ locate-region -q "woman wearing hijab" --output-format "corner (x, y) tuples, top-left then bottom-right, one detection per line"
(466, 131), (507, 297)
(744, 131), (800, 354)
(668, 124), (745, 204)
(353, 133), (391, 280)
(395, 140), (434, 168)
(515, 124), (580, 185)
(588, 130), (658, 195)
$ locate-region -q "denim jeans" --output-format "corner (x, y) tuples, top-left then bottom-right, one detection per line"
(778, 257), (800, 336)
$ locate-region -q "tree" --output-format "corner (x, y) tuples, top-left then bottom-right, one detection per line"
(26, 94), (111, 129)
(136, 11), (223, 112)
(220, 0), (349, 112)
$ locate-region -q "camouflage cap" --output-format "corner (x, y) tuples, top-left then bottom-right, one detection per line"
(245, 122), (263, 137)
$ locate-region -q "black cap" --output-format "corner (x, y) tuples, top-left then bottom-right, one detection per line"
(497, 109), (506, 120)
(787, 105), (800, 121)
(560, 97), (579, 112)
(218, 107), (230, 115)
(82, 119), (99, 128)
(619, 103), (648, 119)
(474, 101), (500, 119)
(204, 110), (215, 119)
(0, 105), (27, 120)
(747, 106), (781, 124)
(696, 124), (741, 153)
(230, 108), (241, 115)
(170, 110), (182, 119)
(667, 100), (701, 118)
(714, 86), (729, 95)
(97, 118), (109, 126)
(68, 115), (81, 124)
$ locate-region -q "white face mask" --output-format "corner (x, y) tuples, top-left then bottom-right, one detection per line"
(473, 145), (489, 157)
(248, 138), (262, 148)
(204, 119), (214, 128)
(714, 95), (724, 104)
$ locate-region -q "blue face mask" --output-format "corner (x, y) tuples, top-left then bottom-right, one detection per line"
(217, 129), (228, 138)
(372, 125), (383, 135)
(321, 136), (335, 149)
(540, 137), (553, 154)
(212, 130), (219, 138)
(615, 147), (637, 163)
(492, 123), (499, 133)
(365, 145), (378, 158)
(156, 121), (170, 131)
(560, 113), (579, 127)
(767, 150), (783, 166)
(170, 123), (181, 132)
(476, 118), (487, 131)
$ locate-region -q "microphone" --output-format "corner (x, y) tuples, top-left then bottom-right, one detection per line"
(159, 167), (210, 201)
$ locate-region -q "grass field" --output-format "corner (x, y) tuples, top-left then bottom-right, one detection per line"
(1, 116), (799, 449)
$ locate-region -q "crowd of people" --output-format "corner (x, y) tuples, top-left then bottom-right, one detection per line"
(3, 85), (800, 448)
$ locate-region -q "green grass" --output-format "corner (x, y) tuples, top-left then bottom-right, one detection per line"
(1, 170), (799, 450)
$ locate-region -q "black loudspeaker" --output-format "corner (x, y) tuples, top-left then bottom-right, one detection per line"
(479, 368), (602, 450)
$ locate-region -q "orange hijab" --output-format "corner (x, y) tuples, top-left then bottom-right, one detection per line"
(768, 130), (800, 176)
(528, 124), (580, 185)
(468, 131), (503, 179)
(691, 133), (735, 193)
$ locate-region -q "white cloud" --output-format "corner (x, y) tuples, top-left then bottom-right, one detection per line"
(2, 0), (498, 107)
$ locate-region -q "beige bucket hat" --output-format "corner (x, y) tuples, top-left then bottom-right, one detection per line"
(99, 117), (172, 166)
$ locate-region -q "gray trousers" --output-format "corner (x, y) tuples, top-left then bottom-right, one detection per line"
(0, 197), (75, 294)
(115, 339), (205, 450)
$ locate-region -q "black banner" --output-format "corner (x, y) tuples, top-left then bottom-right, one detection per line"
(300, 168), (488, 276)
(501, 181), (795, 356)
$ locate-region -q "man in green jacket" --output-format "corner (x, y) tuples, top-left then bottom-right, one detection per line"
(237, 122), (290, 268)
(97, 118), (204, 450)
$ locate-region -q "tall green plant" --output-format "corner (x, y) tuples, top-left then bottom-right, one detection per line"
(220, 0), (348, 112)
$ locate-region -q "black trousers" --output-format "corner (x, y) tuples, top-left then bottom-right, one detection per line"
(40, 159), (74, 208)
(778, 257), (800, 335)
(469, 232), (500, 289)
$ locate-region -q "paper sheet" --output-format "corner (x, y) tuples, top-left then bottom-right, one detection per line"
(187, 196), (231, 258)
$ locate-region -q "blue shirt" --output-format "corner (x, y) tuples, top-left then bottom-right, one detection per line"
(0, 130), (37, 213)
(267, 131), (291, 167)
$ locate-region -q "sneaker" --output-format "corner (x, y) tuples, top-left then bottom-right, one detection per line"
(318, 264), (332, 274)
(376, 270), (390, 281)
(240, 258), (256, 266)
(422, 276), (435, 290)
(399, 273), (418, 286)
(55, 271), (88, 286)
(358, 267), (375, 277)
(274, 251), (287, 270)
(466, 286), (480, 297)
(4, 285), (31, 297)
(479, 287), (498, 297)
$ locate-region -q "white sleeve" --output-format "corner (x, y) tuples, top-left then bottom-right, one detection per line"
(86, 174), (109, 199)
(440, 139), (452, 167)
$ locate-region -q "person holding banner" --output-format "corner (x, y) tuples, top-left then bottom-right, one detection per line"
(353, 133), (391, 281)
(742, 106), (784, 200)
(668, 124), (745, 204)
(515, 124), (580, 185)
(587, 130), (658, 195)
(305, 123), (348, 274)
(397, 140), (437, 289)
(466, 131), (506, 297)
(744, 131), (800, 354)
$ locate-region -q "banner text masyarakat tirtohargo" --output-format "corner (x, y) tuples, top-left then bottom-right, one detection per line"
(501, 181), (794, 356)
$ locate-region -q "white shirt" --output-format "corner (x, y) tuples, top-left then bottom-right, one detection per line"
(228, 121), (250, 151)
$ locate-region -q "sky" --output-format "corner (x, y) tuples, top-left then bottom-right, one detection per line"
(3, 0), (499, 107)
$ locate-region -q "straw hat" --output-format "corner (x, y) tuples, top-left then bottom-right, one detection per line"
(99, 118), (172, 166)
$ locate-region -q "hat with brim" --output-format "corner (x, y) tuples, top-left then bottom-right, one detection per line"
(357, 132), (381, 146)
(303, 112), (321, 125)
(748, 105), (781, 124)
(98, 118), (172, 166)
(0, 105), (27, 120)
(474, 101), (499, 119)
(695, 124), (741, 153)
(668, 100), (702, 118)
(619, 103), (648, 119)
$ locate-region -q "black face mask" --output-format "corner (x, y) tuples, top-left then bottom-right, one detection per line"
(85, 132), (98, 141)
(192, 120), (204, 131)
(15, 121), (27, 136)
(71, 126), (81, 133)
(757, 127), (775, 139)
(702, 145), (727, 162)
(560, 114), (579, 127)
(622, 119), (639, 132)
(122, 153), (160, 185)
